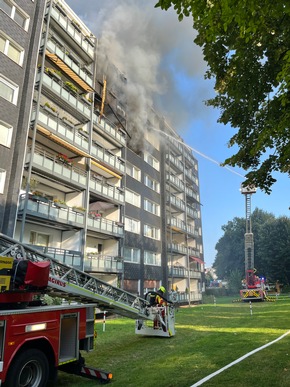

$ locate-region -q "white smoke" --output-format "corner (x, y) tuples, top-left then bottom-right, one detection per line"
(65, 0), (210, 141)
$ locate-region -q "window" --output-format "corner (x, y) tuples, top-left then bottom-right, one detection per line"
(0, 75), (19, 104)
(0, 32), (24, 65)
(144, 224), (160, 240)
(0, 121), (13, 147)
(0, 0), (30, 30)
(144, 174), (160, 193)
(144, 198), (160, 216)
(124, 217), (140, 234)
(0, 169), (6, 194)
(126, 162), (141, 181)
(144, 152), (159, 171)
(125, 189), (140, 207)
(144, 250), (161, 266)
(29, 231), (49, 247)
(124, 247), (140, 264)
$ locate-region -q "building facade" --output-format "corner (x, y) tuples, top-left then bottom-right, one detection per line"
(0, 0), (204, 303)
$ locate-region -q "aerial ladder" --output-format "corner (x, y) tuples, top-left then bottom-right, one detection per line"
(240, 185), (265, 301)
(0, 233), (175, 386)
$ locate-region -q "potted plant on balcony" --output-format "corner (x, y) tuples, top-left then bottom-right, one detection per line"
(72, 206), (86, 214)
(31, 191), (49, 203)
(64, 81), (78, 95)
(57, 153), (73, 166)
(62, 116), (74, 128)
(45, 67), (61, 81)
(44, 102), (58, 116)
(53, 199), (68, 209)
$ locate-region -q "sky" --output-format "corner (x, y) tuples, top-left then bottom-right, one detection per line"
(65, 0), (289, 267)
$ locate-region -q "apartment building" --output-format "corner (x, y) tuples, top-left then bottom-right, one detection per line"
(0, 0), (204, 303)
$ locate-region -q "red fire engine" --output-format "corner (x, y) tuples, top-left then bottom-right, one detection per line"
(0, 234), (175, 386)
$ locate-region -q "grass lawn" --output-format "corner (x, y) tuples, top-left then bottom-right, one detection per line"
(57, 296), (290, 386)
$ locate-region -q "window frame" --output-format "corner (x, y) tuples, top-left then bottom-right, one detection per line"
(0, 31), (24, 65)
(124, 247), (140, 264)
(0, 120), (13, 148)
(125, 188), (141, 207)
(0, 0), (30, 31)
(144, 224), (160, 240)
(0, 169), (6, 194)
(124, 216), (140, 234)
(0, 74), (19, 104)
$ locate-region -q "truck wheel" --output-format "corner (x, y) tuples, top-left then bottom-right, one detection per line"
(4, 348), (49, 387)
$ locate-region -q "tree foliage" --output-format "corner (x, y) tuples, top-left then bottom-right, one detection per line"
(213, 209), (290, 285)
(155, 0), (290, 193)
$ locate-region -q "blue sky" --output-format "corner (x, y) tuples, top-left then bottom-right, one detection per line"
(66, 0), (289, 267)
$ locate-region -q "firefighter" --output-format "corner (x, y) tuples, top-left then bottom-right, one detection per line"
(156, 286), (166, 305)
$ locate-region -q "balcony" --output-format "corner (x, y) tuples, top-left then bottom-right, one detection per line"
(168, 266), (188, 277)
(166, 174), (185, 192)
(87, 216), (124, 238)
(167, 194), (185, 212)
(89, 177), (124, 204)
(18, 194), (85, 227)
(85, 254), (123, 274)
(40, 72), (91, 119)
(185, 168), (198, 184)
(26, 147), (87, 188)
(185, 186), (198, 202)
(50, 4), (94, 60)
(93, 114), (126, 147)
(186, 206), (198, 219)
(167, 243), (188, 255)
(28, 244), (82, 269)
(189, 270), (201, 279)
(166, 153), (184, 173)
(33, 107), (89, 153)
(91, 143), (125, 174)
(168, 217), (186, 233)
(46, 38), (93, 89)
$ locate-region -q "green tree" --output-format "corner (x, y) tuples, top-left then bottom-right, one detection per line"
(155, 0), (290, 193)
(213, 216), (245, 279)
(259, 216), (290, 285)
(228, 269), (243, 295)
(214, 208), (277, 280)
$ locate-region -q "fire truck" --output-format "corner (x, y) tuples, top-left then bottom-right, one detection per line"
(0, 233), (175, 386)
(240, 186), (266, 301)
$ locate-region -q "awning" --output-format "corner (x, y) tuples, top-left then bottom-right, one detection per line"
(190, 256), (204, 265)
(46, 51), (94, 92)
(37, 124), (122, 179)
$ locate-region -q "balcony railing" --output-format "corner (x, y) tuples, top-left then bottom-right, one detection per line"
(168, 266), (188, 277)
(26, 147), (87, 187)
(89, 178), (124, 204)
(87, 216), (124, 237)
(18, 195), (85, 227)
(50, 5), (94, 59)
(40, 72), (91, 119)
(46, 38), (93, 88)
(93, 114), (126, 146)
(166, 153), (184, 172)
(185, 168), (198, 184)
(185, 186), (198, 201)
(91, 143), (125, 174)
(167, 243), (188, 255)
(32, 107), (89, 152)
(167, 218), (199, 237)
(166, 174), (185, 192)
(167, 194), (185, 212)
(28, 244), (82, 269)
(85, 254), (123, 273)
